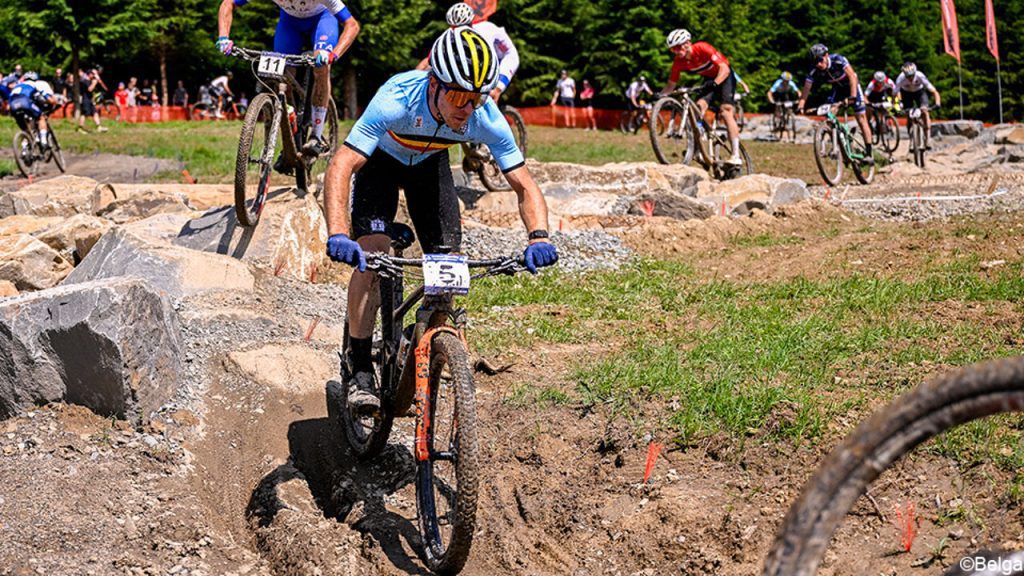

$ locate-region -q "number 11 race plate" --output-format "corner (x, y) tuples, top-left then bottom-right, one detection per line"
(257, 53), (287, 78)
(423, 254), (470, 295)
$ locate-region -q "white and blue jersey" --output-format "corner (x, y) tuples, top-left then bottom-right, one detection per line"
(770, 78), (800, 95)
(9, 81), (53, 118)
(233, 0), (353, 55)
(345, 70), (524, 173)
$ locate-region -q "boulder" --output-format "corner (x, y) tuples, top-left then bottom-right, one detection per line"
(0, 278), (182, 423)
(65, 227), (254, 298)
(34, 214), (114, 263)
(107, 183), (234, 212)
(226, 344), (335, 395)
(696, 174), (810, 215)
(173, 193), (326, 282)
(526, 160), (708, 196)
(0, 175), (101, 218)
(95, 189), (193, 224)
(0, 281), (17, 298)
(0, 234), (73, 291)
(931, 120), (984, 139)
(120, 212), (194, 244)
(627, 193), (713, 221)
(995, 126), (1024, 146)
(0, 215), (63, 238)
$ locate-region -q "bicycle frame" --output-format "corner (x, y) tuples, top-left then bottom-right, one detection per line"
(821, 107), (865, 162)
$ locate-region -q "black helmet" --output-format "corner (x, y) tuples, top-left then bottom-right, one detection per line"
(810, 44), (828, 59)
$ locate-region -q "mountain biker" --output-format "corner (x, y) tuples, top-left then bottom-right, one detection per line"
(659, 28), (744, 165)
(209, 71), (233, 118)
(625, 75), (653, 129)
(415, 3), (522, 105)
(217, 0), (361, 158)
(894, 62), (941, 150)
(8, 74), (59, 150)
(322, 27), (558, 411)
(865, 70), (896, 128)
(797, 43), (873, 163)
(767, 71), (799, 113)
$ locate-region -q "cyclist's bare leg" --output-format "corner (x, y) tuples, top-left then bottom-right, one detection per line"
(855, 111), (873, 151)
(347, 233), (390, 340)
(310, 65), (331, 142)
(923, 107), (931, 148)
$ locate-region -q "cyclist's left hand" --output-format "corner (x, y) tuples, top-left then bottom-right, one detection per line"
(314, 50), (336, 68)
(523, 241), (558, 274)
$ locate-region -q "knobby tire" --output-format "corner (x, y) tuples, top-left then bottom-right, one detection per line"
(233, 92), (278, 227)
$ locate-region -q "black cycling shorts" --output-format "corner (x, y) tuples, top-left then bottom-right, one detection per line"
(79, 94), (96, 116)
(900, 89), (929, 109)
(350, 148), (462, 253)
(698, 71), (738, 108)
(866, 90), (889, 104)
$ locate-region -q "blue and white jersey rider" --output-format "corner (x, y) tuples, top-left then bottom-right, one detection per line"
(9, 80), (54, 118)
(231, 0), (354, 55)
(770, 77), (799, 95)
(345, 70), (523, 172)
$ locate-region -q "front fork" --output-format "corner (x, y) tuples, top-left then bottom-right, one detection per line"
(411, 302), (468, 462)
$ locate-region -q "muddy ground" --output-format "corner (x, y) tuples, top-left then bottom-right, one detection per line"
(2, 150), (1023, 576)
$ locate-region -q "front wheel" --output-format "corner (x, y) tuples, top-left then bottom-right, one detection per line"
(417, 331), (479, 576)
(501, 106), (527, 156)
(882, 114), (900, 154)
(49, 131), (65, 173)
(763, 357), (1024, 576)
(812, 123), (842, 186)
(649, 98), (693, 165)
(12, 131), (38, 178)
(912, 121), (926, 168)
(712, 138), (754, 180)
(233, 92), (279, 227)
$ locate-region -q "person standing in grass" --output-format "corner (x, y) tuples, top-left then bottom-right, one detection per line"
(580, 79), (597, 130)
(550, 69), (576, 128)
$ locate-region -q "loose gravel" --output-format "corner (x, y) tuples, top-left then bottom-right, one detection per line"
(462, 227), (633, 272)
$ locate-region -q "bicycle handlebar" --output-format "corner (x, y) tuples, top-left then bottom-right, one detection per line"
(230, 47), (317, 68)
(364, 253), (526, 277)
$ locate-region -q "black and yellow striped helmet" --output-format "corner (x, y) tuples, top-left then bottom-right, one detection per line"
(429, 26), (499, 94)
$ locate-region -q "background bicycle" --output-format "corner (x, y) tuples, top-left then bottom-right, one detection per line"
(230, 47), (338, 227)
(771, 101), (797, 142)
(869, 100), (900, 157)
(905, 103), (939, 169)
(11, 107), (65, 178)
(808, 99), (875, 185)
(328, 224), (533, 575)
(618, 101), (665, 135)
(62, 90), (120, 122)
(454, 104), (527, 192)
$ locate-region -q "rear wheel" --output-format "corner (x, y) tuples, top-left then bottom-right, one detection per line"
(650, 98), (692, 165)
(618, 110), (632, 134)
(713, 138), (754, 180)
(12, 131), (37, 178)
(846, 126), (875, 185)
(49, 131), (65, 173)
(812, 123), (842, 186)
(233, 92), (278, 227)
(417, 331), (479, 576)
(296, 98), (338, 198)
(763, 357), (1024, 576)
(883, 115), (900, 153)
(99, 100), (121, 122)
(501, 105), (527, 156)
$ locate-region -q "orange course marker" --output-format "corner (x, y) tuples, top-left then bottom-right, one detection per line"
(643, 441), (664, 483)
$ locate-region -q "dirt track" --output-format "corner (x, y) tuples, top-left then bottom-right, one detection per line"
(2, 140), (1024, 575)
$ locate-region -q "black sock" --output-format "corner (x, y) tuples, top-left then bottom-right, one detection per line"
(348, 337), (373, 372)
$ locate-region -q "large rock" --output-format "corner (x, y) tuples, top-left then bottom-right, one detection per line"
(0, 234), (73, 290)
(34, 214), (114, 263)
(526, 160), (708, 196)
(0, 278), (181, 422)
(931, 120), (984, 139)
(0, 281), (17, 298)
(120, 212), (194, 244)
(173, 193), (326, 282)
(65, 227), (254, 298)
(0, 214), (63, 238)
(95, 189), (193, 224)
(995, 125), (1024, 146)
(697, 174), (810, 215)
(109, 183), (234, 212)
(226, 344), (335, 395)
(0, 175), (101, 218)
(628, 193), (713, 220)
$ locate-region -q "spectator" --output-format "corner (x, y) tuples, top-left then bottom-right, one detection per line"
(580, 79), (597, 130)
(149, 79), (160, 107)
(77, 68), (108, 133)
(126, 77), (138, 107)
(550, 69), (576, 128)
(172, 80), (188, 107)
(138, 79), (153, 106)
(51, 68), (66, 100)
(238, 92), (248, 109)
(115, 82), (129, 109)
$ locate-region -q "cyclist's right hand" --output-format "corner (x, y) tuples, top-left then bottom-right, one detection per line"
(216, 36), (234, 55)
(327, 233), (367, 272)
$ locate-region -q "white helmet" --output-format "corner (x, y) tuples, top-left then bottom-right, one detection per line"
(873, 71), (886, 83)
(430, 26), (499, 93)
(902, 62), (917, 77)
(666, 29), (691, 48)
(445, 3), (475, 27)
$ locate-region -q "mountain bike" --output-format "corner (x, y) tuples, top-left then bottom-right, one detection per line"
(905, 103), (938, 169)
(734, 91), (747, 132)
(458, 104), (527, 192)
(763, 355), (1024, 576)
(770, 101), (797, 142)
(807, 99), (875, 186)
(229, 47), (339, 226)
(11, 109), (65, 178)
(868, 100), (900, 157)
(650, 87), (753, 180)
(327, 224), (533, 575)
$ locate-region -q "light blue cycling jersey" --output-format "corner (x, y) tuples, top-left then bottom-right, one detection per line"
(770, 78), (800, 94)
(345, 70), (524, 172)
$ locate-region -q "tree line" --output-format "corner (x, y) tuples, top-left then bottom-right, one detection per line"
(0, 0), (1018, 121)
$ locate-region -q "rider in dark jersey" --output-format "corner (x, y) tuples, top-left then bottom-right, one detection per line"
(797, 43), (874, 162)
(323, 27), (558, 410)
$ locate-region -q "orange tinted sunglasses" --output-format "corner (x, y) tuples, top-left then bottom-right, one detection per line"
(440, 83), (488, 109)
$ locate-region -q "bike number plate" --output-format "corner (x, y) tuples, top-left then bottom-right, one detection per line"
(783, 101), (793, 108)
(816, 104), (832, 116)
(882, 101), (892, 109)
(423, 254), (470, 295)
(909, 108), (922, 119)
(257, 53), (288, 78)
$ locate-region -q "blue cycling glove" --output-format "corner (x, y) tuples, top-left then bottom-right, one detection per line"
(314, 50), (335, 68)
(216, 36), (234, 56)
(523, 242), (558, 274)
(326, 233), (366, 272)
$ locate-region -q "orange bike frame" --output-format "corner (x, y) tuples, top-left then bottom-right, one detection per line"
(413, 325), (468, 462)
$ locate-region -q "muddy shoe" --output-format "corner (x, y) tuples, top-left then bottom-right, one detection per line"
(347, 371), (380, 414)
(272, 152), (293, 176)
(301, 136), (329, 158)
